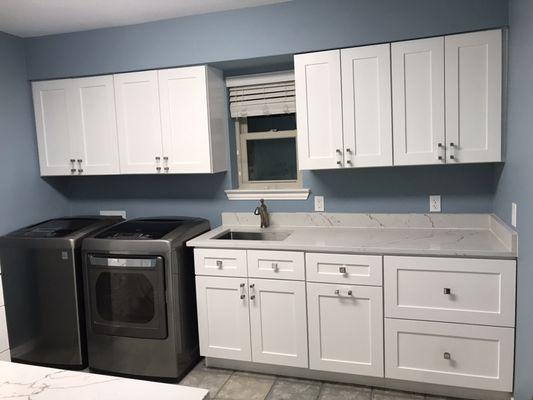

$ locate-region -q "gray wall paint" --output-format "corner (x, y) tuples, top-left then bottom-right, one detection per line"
(0, 32), (69, 235)
(493, 0), (533, 398)
(24, 0), (508, 80)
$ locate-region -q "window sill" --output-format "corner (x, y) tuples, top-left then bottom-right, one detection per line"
(225, 188), (310, 201)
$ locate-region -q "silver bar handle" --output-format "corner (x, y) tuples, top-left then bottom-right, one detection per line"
(155, 156), (161, 172)
(437, 143), (445, 161)
(250, 283), (256, 300)
(239, 283), (246, 300)
(216, 260), (223, 269)
(70, 159), (76, 174)
(77, 159), (83, 174)
(163, 156), (169, 172)
(449, 142), (457, 160)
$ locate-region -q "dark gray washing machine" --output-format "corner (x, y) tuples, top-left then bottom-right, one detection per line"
(0, 216), (123, 369)
(81, 217), (209, 380)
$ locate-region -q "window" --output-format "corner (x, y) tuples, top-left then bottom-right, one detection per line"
(235, 114), (302, 189)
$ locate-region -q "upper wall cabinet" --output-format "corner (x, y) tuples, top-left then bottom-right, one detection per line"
(391, 37), (445, 166)
(33, 76), (120, 176)
(445, 29), (502, 163)
(32, 65), (228, 176)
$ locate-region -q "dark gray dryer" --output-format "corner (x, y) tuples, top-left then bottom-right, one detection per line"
(82, 217), (209, 381)
(0, 216), (122, 369)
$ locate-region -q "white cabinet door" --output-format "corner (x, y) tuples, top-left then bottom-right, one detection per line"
(71, 76), (120, 175)
(32, 80), (77, 176)
(341, 44), (393, 167)
(392, 37), (445, 166)
(159, 66), (212, 173)
(307, 283), (383, 377)
(295, 50), (344, 170)
(249, 279), (308, 368)
(195, 276), (251, 361)
(445, 29), (502, 163)
(114, 71), (163, 174)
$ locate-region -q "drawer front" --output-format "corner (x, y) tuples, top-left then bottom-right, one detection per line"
(306, 253), (382, 285)
(384, 256), (516, 326)
(248, 250), (305, 280)
(194, 249), (247, 277)
(385, 319), (514, 392)
(0, 306), (9, 353)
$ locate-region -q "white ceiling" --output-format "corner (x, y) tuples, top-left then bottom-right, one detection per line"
(0, 0), (290, 38)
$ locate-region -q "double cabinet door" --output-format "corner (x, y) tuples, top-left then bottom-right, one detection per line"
(195, 276), (308, 368)
(295, 29), (502, 169)
(33, 66), (225, 176)
(33, 76), (120, 176)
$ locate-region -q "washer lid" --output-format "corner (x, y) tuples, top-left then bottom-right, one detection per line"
(95, 218), (193, 240)
(11, 218), (107, 238)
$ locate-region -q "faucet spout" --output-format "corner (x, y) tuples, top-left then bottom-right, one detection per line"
(254, 199), (270, 228)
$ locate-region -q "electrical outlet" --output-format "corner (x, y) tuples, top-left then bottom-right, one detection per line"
(429, 195), (441, 213)
(512, 203), (517, 227)
(314, 196), (325, 212)
(100, 210), (127, 219)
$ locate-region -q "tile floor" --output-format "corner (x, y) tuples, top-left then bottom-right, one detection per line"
(180, 360), (456, 400)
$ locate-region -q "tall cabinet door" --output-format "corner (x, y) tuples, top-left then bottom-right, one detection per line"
(295, 50), (344, 170)
(341, 44), (393, 167)
(159, 66), (212, 173)
(392, 37), (445, 166)
(114, 71), (163, 174)
(32, 79), (77, 176)
(195, 276), (251, 362)
(249, 279), (308, 368)
(70, 76), (120, 175)
(307, 283), (384, 377)
(445, 29), (502, 163)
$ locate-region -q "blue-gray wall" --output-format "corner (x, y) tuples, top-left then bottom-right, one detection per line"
(0, 32), (69, 235)
(493, 0), (533, 398)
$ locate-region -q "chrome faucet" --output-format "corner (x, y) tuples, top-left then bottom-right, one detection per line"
(254, 199), (270, 228)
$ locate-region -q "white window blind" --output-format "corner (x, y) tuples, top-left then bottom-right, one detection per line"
(226, 71), (295, 118)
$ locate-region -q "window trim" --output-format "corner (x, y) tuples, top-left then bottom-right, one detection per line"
(235, 117), (303, 190)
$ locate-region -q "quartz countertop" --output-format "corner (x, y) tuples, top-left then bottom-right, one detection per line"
(187, 213), (517, 259)
(0, 361), (208, 400)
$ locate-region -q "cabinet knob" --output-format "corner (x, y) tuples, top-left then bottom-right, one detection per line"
(240, 294), (246, 299)
(250, 295), (256, 300)
(346, 148), (352, 153)
(336, 149), (342, 154)
(272, 263), (279, 272)
(70, 169), (76, 174)
(334, 289), (340, 295)
(339, 266), (347, 274)
(239, 283), (245, 287)
(443, 352), (451, 360)
(346, 160), (352, 165)
(443, 288), (451, 295)
(78, 169), (84, 173)
(250, 283), (255, 289)
(347, 290), (353, 296)
(337, 161), (342, 166)
(216, 260), (223, 268)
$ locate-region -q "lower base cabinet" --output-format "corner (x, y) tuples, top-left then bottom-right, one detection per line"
(307, 283), (384, 377)
(384, 318), (515, 392)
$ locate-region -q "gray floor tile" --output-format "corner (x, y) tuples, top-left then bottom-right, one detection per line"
(179, 362), (233, 398)
(372, 389), (425, 400)
(216, 371), (275, 400)
(266, 377), (322, 400)
(318, 383), (371, 400)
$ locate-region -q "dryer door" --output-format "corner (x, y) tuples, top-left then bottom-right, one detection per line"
(87, 255), (167, 339)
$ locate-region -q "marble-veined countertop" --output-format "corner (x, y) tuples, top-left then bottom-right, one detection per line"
(187, 213), (517, 259)
(0, 361), (208, 400)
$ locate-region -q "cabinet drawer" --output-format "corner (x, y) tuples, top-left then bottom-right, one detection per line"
(385, 319), (514, 392)
(306, 253), (382, 285)
(0, 306), (9, 353)
(194, 249), (247, 277)
(248, 250), (305, 280)
(384, 256), (516, 326)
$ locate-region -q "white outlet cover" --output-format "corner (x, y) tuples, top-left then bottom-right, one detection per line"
(512, 203), (517, 227)
(314, 196), (325, 212)
(429, 195), (441, 213)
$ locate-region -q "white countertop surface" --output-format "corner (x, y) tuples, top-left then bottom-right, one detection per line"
(0, 361), (208, 400)
(187, 213), (517, 259)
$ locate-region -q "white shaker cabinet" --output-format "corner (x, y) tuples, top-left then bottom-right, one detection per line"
(295, 50), (344, 170)
(32, 79), (77, 176)
(159, 66), (227, 173)
(341, 44), (393, 167)
(114, 71), (164, 174)
(33, 77), (119, 176)
(392, 37), (445, 166)
(445, 29), (502, 163)
(195, 276), (252, 361)
(249, 279), (308, 368)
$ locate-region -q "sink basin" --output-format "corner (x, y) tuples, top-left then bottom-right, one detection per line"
(214, 230), (292, 241)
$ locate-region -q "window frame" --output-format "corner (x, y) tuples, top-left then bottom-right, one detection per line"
(235, 117), (303, 190)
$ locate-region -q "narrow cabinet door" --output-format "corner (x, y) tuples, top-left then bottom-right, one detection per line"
(445, 29), (502, 163)
(249, 279), (308, 367)
(341, 44), (393, 167)
(70, 76), (120, 175)
(307, 283), (384, 377)
(159, 66), (212, 173)
(32, 80), (77, 176)
(295, 50), (344, 170)
(114, 71), (163, 174)
(392, 37), (445, 166)
(195, 276), (251, 361)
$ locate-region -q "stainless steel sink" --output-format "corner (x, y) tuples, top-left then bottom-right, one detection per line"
(213, 230), (292, 241)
